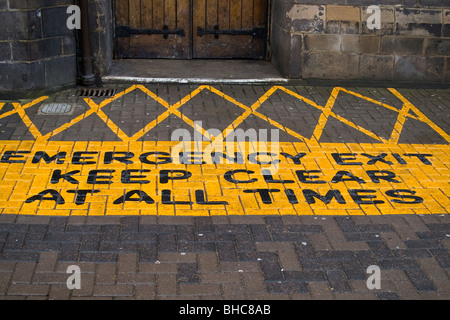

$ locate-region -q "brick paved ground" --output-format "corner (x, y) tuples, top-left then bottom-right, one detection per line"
(0, 214), (449, 300)
(0, 84), (449, 300)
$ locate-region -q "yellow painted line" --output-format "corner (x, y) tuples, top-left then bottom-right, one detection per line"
(311, 87), (340, 143)
(214, 86), (310, 144)
(275, 86), (324, 110)
(329, 112), (387, 143)
(85, 98), (131, 141)
(389, 94), (412, 144)
(215, 86), (280, 144)
(130, 85), (212, 142)
(41, 109), (95, 141)
(338, 87), (419, 121)
(0, 109), (17, 120)
(0, 96), (49, 121)
(0, 103), (4, 112)
(11, 96), (49, 140)
(389, 88), (450, 144)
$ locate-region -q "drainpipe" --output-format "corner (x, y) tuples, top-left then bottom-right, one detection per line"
(79, 0), (95, 87)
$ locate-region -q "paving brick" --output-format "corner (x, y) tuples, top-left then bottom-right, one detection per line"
(308, 281), (334, 300)
(116, 273), (156, 285)
(94, 264), (117, 285)
(198, 252), (218, 273)
(7, 283), (50, 296)
(177, 263), (199, 284)
(48, 284), (71, 300)
(179, 283), (221, 297)
(405, 268), (436, 292)
(326, 270), (352, 293)
(242, 272), (266, 294)
(117, 252), (138, 273)
(377, 291), (400, 300)
(11, 262), (35, 283)
(93, 284), (134, 297)
(134, 283), (156, 299)
(0, 271), (11, 295)
(222, 282), (246, 299)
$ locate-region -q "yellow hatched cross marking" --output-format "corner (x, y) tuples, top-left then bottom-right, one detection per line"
(11, 96), (49, 140)
(133, 85), (214, 142)
(38, 87), (129, 141)
(389, 88), (450, 144)
(0, 86), (449, 145)
(258, 86), (388, 144)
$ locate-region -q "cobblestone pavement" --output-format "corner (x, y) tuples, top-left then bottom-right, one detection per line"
(0, 84), (449, 300)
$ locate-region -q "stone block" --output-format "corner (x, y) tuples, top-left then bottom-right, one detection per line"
(424, 38), (450, 56)
(286, 4), (325, 33)
(270, 23), (302, 79)
(0, 42), (11, 61)
(359, 54), (394, 80)
(361, 6), (395, 35)
(326, 5), (360, 34)
(0, 60), (45, 92)
(41, 6), (73, 38)
(0, 0), (7, 10)
(381, 36), (424, 55)
(359, 35), (381, 54)
(340, 35), (380, 54)
(445, 9), (450, 24)
(394, 55), (445, 82)
(9, 0), (73, 10)
(445, 57), (450, 82)
(289, 34), (303, 78)
(395, 8), (443, 37)
(0, 62), (30, 91)
(271, 23), (293, 78)
(340, 34), (381, 54)
(444, 9), (450, 37)
(416, 0), (447, 6)
(12, 38), (63, 62)
(62, 36), (76, 55)
(0, 10), (41, 41)
(304, 34), (340, 52)
(302, 52), (360, 79)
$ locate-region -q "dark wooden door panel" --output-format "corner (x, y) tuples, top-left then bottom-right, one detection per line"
(193, 0), (267, 59)
(116, 0), (192, 59)
(115, 0), (267, 59)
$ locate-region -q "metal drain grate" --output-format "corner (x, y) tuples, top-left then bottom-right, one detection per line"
(39, 103), (74, 115)
(78, 88), (117, 97)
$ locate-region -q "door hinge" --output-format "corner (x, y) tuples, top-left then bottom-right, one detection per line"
(197, 26), (266, 39)
(116, 25), (186, 39)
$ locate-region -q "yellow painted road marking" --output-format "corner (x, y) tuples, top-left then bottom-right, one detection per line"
(0, 141), (448, 216)
(0, 86), (449, 217)
(0, 96), (49, 121)
(41, 109), (96, 141)
(389, 88), (450, 144)
(0, 86), (448, 145)
(85, 98), (131, 141)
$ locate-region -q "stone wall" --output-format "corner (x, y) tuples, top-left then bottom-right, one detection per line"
(0, 0), (77, 98)
(1, 0), (449, 98)
(0, 0), (113, 99)
(271, 0), (450, 83)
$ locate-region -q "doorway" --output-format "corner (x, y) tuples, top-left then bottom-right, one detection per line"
(114, 0), (268, 60)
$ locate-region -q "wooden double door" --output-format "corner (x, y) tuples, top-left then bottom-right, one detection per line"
(115, 0), (268, 59)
